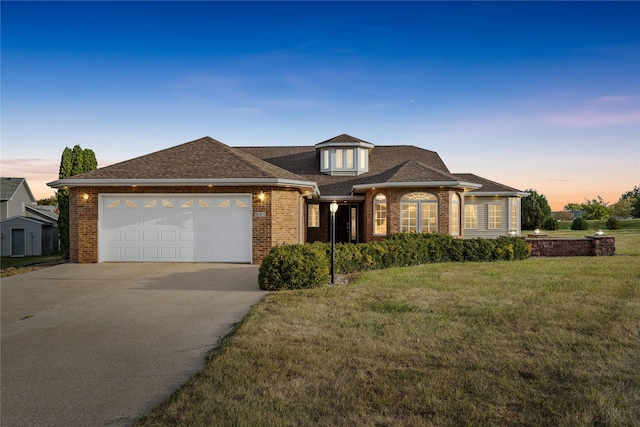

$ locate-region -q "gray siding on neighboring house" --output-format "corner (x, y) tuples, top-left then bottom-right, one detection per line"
(1, 183), (35, 220)
(463, 197), (510, 239)
(0, 217), (59, 257)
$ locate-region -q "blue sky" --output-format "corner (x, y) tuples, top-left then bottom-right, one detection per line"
(2, 1), (638, 210)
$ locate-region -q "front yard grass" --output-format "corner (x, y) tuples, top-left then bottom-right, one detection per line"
(137, 252), (640, 425)
(0, 253), (65, 277)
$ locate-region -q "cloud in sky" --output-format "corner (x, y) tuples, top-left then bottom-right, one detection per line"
(544, 111), (638, 128)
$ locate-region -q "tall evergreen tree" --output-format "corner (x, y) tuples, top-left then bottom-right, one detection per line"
(70, 145), (85, 176)
(57, 145), (98, 256)
(521, 189), (552, 230)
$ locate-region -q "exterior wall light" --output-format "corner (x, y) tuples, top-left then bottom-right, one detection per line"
(595, 229), (605, 236)
(82, 193), (90, 201)
(258, 191), (266, 202)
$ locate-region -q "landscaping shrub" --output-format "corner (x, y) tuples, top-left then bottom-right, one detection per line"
(606, 216), (621, 230)
(259, 234), (530, 290)
(258, 244), (329, 291)
(543, 216), (559, 230)
(571, 217), (589, 231)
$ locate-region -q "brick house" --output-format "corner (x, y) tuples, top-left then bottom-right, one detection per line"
(47, 135), (527, 264)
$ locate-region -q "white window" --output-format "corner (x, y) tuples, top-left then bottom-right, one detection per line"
(323, 150), (329, 170)
(400, 192), (438, 233)
(359, 148), (367, 170)
(450, 194), (460, 236)
(465, 204), (477, 229)
(308, 204), (320, 227)
(510, 198), (518, 231)
(346, 149), (354, 169)
(373, 193), (387, 235)
(335, 149), (343, 169)
(489, 205), (502, 229)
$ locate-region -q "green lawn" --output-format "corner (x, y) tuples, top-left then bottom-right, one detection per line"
(136, 230), (640, 426)
(0, 253), (64, 270)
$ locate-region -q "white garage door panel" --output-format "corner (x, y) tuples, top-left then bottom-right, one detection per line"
(101, 195), (252, 263)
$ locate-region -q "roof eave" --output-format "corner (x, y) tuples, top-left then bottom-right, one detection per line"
(467, 191), (529, 197)
(315, 141), (375, 150)
(351, 181), (483, 194)
(317, 195), (366, 202)
(47, 178), (319, 194)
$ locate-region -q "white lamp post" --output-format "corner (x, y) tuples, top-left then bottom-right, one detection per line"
(329, 201), (339, 284)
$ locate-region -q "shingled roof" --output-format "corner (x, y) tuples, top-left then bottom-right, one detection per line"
(1, 177), (26, 200)
(237, 145), (465, 196)
(68, 137), (307, 181)
(453, 173), (522, 193)
(317, 134), (373, 145)
(48, 135), (524, 198)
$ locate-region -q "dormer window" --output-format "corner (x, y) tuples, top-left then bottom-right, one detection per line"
(315, 134), (374, 176)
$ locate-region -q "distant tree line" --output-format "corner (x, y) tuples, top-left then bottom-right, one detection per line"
(521, 185), (640, 230)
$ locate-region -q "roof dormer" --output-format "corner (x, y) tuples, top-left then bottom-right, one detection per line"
(315, 134), (374, 176)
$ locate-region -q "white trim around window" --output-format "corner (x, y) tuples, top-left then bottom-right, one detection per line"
(400, 192), (438, 233)
(308, 204), (320, 227)
(488, 204), (502, 229)
(373, 193), (387, 236)
(464, 204), (477, 229)
(450, 193), (460, 236)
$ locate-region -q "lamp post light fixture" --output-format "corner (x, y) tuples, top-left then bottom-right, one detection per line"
(329, 200), (339, 284)
(595, 229), (605, 236)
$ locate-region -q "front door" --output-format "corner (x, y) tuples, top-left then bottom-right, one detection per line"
(334, 204), (358, 243)
(11, 229), (26, 257)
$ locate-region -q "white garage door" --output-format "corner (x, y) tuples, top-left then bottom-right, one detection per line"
(100, 194), (252, 263)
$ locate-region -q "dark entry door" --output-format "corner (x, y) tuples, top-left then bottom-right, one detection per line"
(334, 204), (358, 244)
(11, 229), (26, 257)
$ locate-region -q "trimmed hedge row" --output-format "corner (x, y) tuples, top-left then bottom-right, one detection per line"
(259, 233), (531, 291)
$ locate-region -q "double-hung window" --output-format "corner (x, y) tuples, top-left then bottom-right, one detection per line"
(373, 193), (387, 235)
(489, 205), (502, 229)
(465, 205), (477, 229)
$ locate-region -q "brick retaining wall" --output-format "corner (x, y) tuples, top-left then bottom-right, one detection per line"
(526, 236), (615, 257)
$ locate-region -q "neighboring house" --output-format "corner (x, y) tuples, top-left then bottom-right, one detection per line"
(47, 135), (528, 264)
(0, 216), (59, 257)
(1, 177), (37, 220)
(26, 204), (59, 222)
(1, 177), (60, 257)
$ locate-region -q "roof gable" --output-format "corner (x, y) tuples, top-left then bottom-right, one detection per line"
(317, 134), (372, 145)
(70, 137), (307, 181)
(1, 177), (35, 202)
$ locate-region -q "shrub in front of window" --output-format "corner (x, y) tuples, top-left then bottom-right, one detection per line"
(258, 244), (329, 291)
(606, 216), (621, 230)
(571, 217), (589, 231)
(259, 234), (530, 290)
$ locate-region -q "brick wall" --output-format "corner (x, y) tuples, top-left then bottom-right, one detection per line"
(526, 236), (615, 257)
(361, 187), (458, 241)
(67, 185), (302, 264)
(271, 189), (301, 247)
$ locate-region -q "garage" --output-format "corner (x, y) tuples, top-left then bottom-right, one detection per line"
(100, 194), (252, 263)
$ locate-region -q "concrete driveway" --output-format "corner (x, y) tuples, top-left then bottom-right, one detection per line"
(1, 263), (264, 426)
